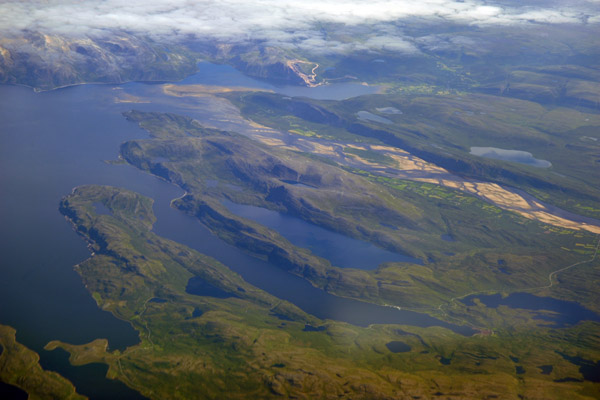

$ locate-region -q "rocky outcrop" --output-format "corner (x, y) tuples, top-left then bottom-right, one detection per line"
(0, 31), (197, 90)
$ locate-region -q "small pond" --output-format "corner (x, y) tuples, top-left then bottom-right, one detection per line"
(386, 341), (411, 353)
(185, 277), (240, 299)
(441, 234), (455, 242)
(281, 179), (316, 189)
(470, 147), (551, 168)
(461, 292), (600, 328)
(376, 107), (402, 114)
(92, 202), (112, 216)
(357, 110), (393, 124)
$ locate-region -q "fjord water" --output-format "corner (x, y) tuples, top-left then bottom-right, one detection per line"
(222, 199), (422, 269)
(179, 62), (380, 100)
(0, 84), (156, 400)
(0, 80), (470, 398)
(156, 204), (471, 334)
(5, 63), (600, 396)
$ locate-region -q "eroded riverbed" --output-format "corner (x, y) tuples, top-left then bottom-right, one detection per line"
(126, 63), (600, 234)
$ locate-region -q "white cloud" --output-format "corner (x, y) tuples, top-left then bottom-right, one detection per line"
(0, 0), (597, 54)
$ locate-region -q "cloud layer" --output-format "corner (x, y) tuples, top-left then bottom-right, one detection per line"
(1, 0), (598, 54)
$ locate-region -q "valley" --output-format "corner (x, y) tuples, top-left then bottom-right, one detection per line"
(1, 7), (599, 398)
